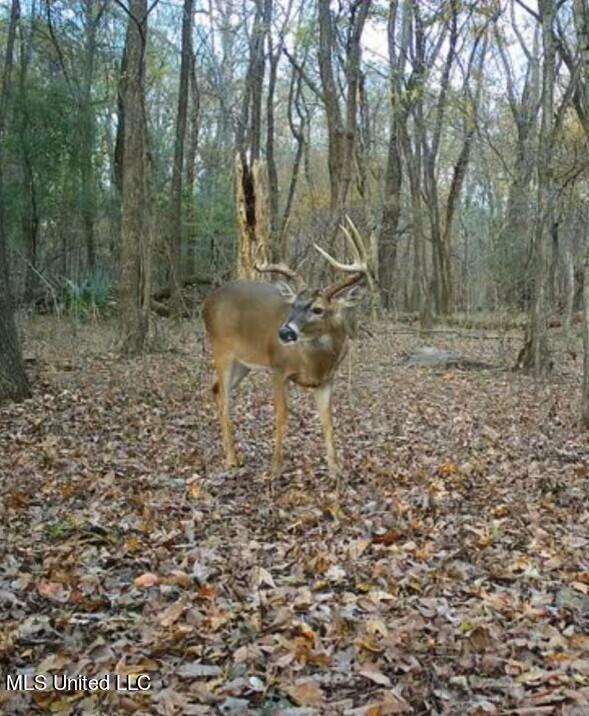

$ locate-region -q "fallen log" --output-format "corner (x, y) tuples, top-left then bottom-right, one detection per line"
(152, 274), (213, 302)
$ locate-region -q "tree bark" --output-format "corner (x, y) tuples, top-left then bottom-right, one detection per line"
(0, 0), (30, 402)
(117, 0), (151, 354)
(495, 19), (540, 309)
(566, 0), (589, 423)
(17, 7), (40, 302)
(235, 0), (272, 276)
(318, 0), (371, 218)
(440, 37), (488, 315)
(317, 0), (343, 212)
(236, 155), (270, 279)
(420, 0), (458, 316)
(184, 50), (199, 275)
(168, 0), (194, 317)
(583, 253), (589, 426)
(80, 0), (105, 274)
(266, 9), (279, 242)
(279, 63), (306, 253)
(378, 0), (408, 310)
(518, 0), (555, 375)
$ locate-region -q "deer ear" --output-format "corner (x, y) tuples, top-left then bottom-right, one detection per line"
(332, 284), (363, 308)
(276, 281), (297, 303)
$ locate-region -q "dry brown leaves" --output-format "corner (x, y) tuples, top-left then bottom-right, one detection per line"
(0, 319), (588, 715)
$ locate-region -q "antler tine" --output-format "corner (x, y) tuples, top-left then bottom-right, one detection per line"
(312, 240), (366, 273)
(343, 216), (368, 263)
(314, 216), (369, 299)
(255, 262), (306, 290)
(313, 216), (368, 274)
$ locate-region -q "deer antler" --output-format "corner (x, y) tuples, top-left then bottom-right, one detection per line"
(314, 216), (369, 299)
(255, 262), (306, 290)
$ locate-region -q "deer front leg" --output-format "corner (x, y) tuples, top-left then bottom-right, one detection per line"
(271, 373), (288, 477)
(313, 382), (340, 479)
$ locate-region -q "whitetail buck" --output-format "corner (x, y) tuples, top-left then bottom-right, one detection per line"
(202, 218), (368, 482)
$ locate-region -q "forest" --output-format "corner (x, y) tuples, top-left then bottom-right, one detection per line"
(1, 0), (589, 714)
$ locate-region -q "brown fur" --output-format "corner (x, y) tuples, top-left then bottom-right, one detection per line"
(202, 279), (354, 478)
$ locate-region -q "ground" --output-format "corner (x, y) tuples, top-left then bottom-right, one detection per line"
(1, 317), (589, 716)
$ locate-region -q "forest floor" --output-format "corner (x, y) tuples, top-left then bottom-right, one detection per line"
(1, 316), (589, 716)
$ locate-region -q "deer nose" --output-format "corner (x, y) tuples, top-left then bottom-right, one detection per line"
(278, 325), (298, 344)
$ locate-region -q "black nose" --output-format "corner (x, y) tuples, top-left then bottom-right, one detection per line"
(278, 325), (297, 343)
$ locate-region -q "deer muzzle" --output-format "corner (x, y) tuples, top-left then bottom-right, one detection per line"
(278, 323), (298, 344)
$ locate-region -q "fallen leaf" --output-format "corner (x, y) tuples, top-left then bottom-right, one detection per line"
(177, 662), (222, 678)
(134, 572), (159, 588)
(157, 598), (186, 627)
(359, 664), (392, 687)
(286, 680), (325, 706)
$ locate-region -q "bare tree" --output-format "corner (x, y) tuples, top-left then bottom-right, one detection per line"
(184, 48), (200, 276)
(117, 0), (152, 353)
(235, 0), (272, 279)
(398, 1), (447, 323)
(518, 0), (557, 375)
(556, 0), (589, 423)
(317, 0), (372, 218)
(571, 0), (589, 426)
(494, 4), (541, 308)
(266, 0), (295, 246)
(169, 0), (194, 316)
(378, 0), (408, 310)
(80, 0), (107, 273)
(0, 0), (30, 402)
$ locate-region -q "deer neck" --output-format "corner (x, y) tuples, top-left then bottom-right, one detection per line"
(288, 327), (348, 388)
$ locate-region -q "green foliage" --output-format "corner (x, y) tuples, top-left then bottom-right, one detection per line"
(190, 170), (236, 274)
(46, 520), (75, 540)
(487, 227), (530, 308)
(60, 270), (114, 317)
(293, 19), (316, 50)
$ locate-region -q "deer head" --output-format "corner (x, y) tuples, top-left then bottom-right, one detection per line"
(256, 217), (369, 345)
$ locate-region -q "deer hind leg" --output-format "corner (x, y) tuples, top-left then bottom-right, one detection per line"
(211, 354), (243, 468)
(271, 373), (288, 477)
(313, 382), (340, 479)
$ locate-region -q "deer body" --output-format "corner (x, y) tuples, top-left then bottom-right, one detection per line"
(203, 280), (347, 388)
(202, 218), (368, 482)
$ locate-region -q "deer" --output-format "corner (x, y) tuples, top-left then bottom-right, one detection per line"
(202, 218), (369, 484)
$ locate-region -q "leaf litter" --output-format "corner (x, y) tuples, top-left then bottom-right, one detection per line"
(0, 320), (588, 715)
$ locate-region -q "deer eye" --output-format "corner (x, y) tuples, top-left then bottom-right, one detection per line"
(311, 306), (324, 315)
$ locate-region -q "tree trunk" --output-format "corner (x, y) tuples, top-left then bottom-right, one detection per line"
(80, 0), (103, 274)
(114, 38), (128, 194)
(0, 252), (30, 402)
(234, 0), (272, 274)
(236, 155), (270, 279)
(0, 0), (30, 402)
(420, 0), (458, 316)
(266, 14), (280, 243)
(236, 0), (270, 162)
(168, 0), (194, 317)
(184, 50), (199, 276)
(518, 0), (555, 375)
(17, 11), (39, 302)
(582, 253), (589, 426)
(317, 0), (344, 212)
(378, 0), (407, 310)
(318, 0), (371, 218)
(117, 0), (151, 354)
(496, 23), (541, 308)
(279, 64), (306, 253)
(568, 0), (589, 423)
(440, 30), (487, 315)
